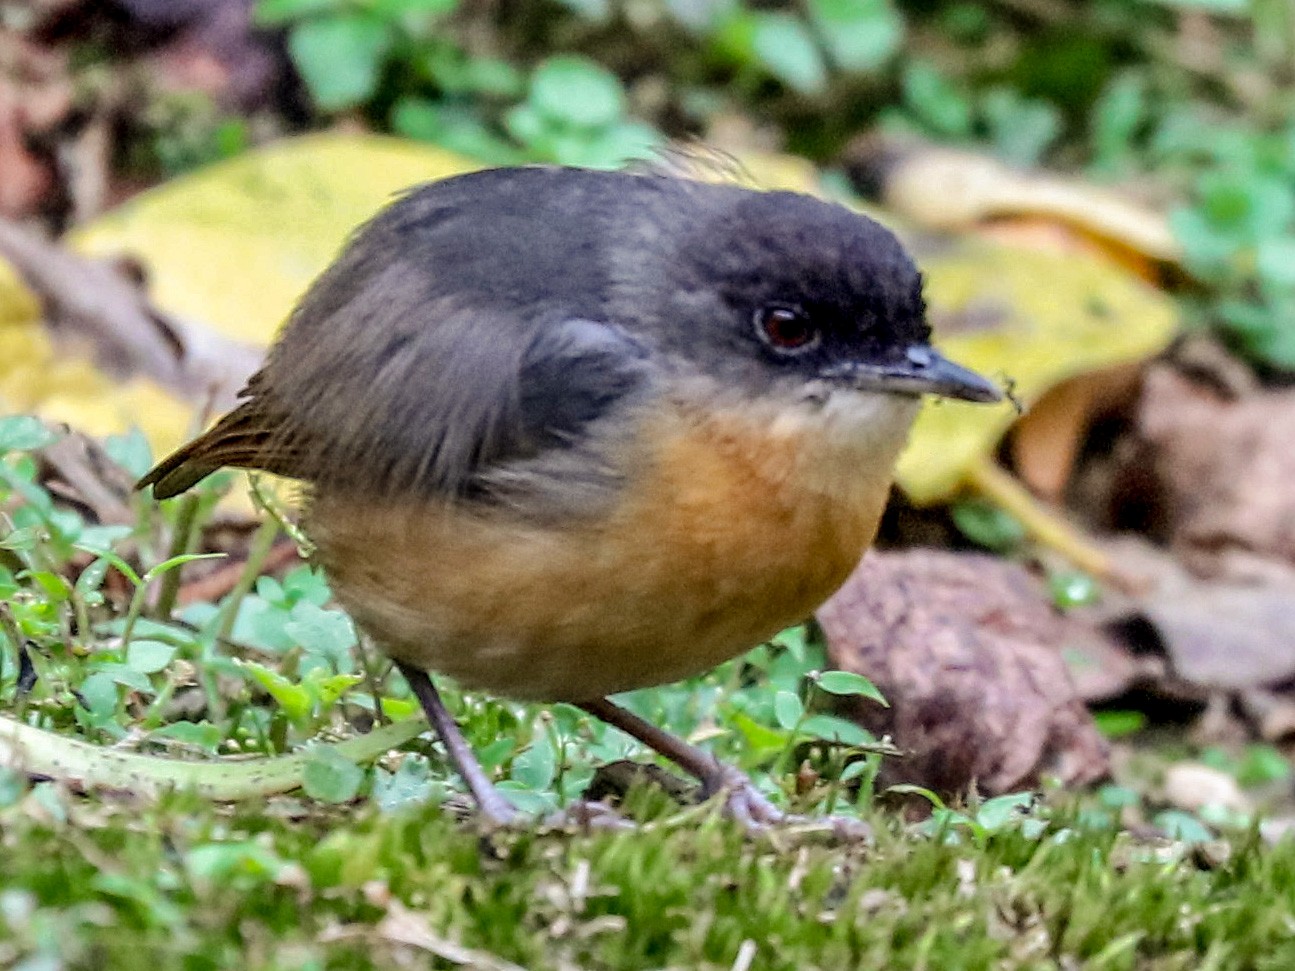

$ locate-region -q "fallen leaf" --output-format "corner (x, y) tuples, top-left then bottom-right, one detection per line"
(0, 81), (54, 218)
(1140, 583), (1295, 691)
(71, 133), (480, 346)
(896, 235), (1178, 504)
(0, 134), (482, 454)
(1008, 364), (1141, 502)
(846, 135), (1182, 268)
(1137, 363), (1295, 571)
(1088, 536), (1295, 694)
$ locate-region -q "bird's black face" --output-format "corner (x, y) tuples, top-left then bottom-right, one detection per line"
(655, 187), (1001, 405)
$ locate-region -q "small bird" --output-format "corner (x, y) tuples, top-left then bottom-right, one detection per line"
(140, 165), (1001, 829)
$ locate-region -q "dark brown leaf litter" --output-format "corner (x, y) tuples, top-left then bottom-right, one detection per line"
(1093, 537), (1295, 696)
(1133, 358), (1295, 574)
(817, 549), (1110, 798)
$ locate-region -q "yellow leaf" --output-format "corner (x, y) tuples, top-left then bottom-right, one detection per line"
(71, 133), (481, 345)
(0, 134), (483, 456)
(895, 235), (1177, 504)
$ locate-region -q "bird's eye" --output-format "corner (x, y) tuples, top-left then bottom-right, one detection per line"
(755, 305), (819, 354)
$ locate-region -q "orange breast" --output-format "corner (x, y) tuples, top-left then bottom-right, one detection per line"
(310, 392), (915, 701)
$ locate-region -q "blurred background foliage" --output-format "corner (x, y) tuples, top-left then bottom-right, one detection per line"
(165, 0), (1293, 371)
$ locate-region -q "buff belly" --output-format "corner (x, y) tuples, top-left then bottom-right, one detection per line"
(309, 393), (917, 701)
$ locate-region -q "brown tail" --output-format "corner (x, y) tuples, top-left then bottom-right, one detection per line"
(136, 403), (291, 499)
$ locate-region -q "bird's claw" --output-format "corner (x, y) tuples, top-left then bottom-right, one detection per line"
(705, 767), (872, 843)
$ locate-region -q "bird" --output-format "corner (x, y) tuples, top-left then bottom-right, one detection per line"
(139, 164), (1002, 830)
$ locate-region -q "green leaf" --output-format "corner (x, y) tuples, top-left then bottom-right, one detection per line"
(104, 428), (153, 479)
(0, 565), (18, 599)
(1091, 72), (1146, 173)
(496, 781), (558, 815)
(242, 661), (313, 721)
(0, 766), (27, 808)
(1145, 0), (1246, 11)
(282, 566), (332, 606)
(0, 416), (55, 453)
(1098, 784), (1140, 808)
(20, 570), (70, 602)
(886, 783), (948, 811)
(372, 756), (441, 812)
(185, 842), (286, 884)
(1218, 298), (1295, 370)
(981, 88), (1061, 167)
(78, 671), (123, 715)
(72, 544), (142, 587)
(951, 499), (1026, 552)
(773, 689), (804, 730)
(903, 62), (972, 137)
(368, 0), (458, 16)
(393, 98), (524, 165)
(562, 119), (662, 169)
(0, 526), (42, 552)
(1235, 744), (1293, 787)
(815, 670), (887, 705)
(308, 670), (363, 707)
(1048, 570), (1100, 609)
(1093, 710), (1146, 738)
(126, 639), (177, 675)
(809, 0), (902, 72)
(284, 601), (356, 660)
(77, 524), (132, 551)
(529, 55), (626, 129)
(1257, 236), (1295, 290)
(510, 739), (557, 791)
(751, 13), (828, 95)
(144, 552), (226, 585)
(303, 747), (365, 803)
(975, 792), (1034, 831)
(1152, 810), (1213, 844)
(93, 661), (154, 694)
(288, 14), (392, 111)
(799, 714), (875, 747)
(254, 0), (344, 25)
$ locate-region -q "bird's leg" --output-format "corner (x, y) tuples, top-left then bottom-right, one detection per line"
(399, 664), (627, 831)
(578, 697), (789, 830)
(397, 663), (519, 826)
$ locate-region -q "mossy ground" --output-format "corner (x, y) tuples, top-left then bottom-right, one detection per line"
(3, 780), (1294, 971)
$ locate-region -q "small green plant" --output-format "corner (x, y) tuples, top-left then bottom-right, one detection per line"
(1168, 124), (1295, 371)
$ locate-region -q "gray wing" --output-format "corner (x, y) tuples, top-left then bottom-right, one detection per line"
(139, 305), (654, 505)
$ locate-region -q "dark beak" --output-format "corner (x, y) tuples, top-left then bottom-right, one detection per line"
(820, 345), (1003, 403)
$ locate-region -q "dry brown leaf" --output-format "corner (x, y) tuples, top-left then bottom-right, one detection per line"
(1009, 364), (1141, 502)
(0, 81), (53, 218)
(1137, 363), (1295, 570)
(817, 550), (1109, 796)
(1090, 536), (1295, 694)
(1140, 583), (1295, 691)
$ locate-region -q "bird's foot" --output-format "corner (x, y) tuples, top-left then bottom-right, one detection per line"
(704, 766), (871, 843)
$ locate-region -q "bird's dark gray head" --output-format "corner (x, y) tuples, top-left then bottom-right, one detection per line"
(610, 179), (1000, 406)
